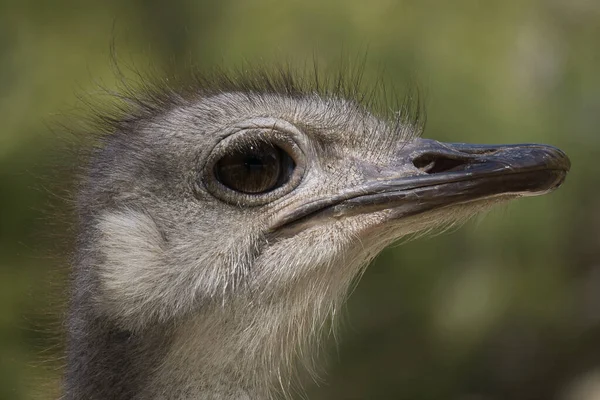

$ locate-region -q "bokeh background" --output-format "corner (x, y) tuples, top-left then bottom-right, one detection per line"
(2, 0), (599, 399)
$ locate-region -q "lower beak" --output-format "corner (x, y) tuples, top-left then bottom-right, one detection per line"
(273, 140), (570, 231)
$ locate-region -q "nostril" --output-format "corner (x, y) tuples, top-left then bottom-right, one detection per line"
(413, 154), (472, 174)
(470, 148), (499, 155)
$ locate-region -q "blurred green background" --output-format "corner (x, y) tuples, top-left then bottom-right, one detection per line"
(1, 0), (599, 399)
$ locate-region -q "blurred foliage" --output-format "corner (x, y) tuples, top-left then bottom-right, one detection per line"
(1, 0), (599, 399)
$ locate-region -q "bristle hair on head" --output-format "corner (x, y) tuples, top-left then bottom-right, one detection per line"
(81, 56), (426, 143)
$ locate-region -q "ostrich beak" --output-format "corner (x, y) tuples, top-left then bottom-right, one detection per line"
(273, 139), (570, 231)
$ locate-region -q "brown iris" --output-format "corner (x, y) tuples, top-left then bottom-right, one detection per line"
(214, 142), (295, 194)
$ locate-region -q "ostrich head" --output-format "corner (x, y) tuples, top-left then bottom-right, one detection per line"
(66, 68), (570, 399)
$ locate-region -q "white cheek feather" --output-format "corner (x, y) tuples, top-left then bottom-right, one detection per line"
(96, 209), (169, 330)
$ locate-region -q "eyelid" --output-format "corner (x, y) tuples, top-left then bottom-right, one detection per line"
(207, 129), (302, 169)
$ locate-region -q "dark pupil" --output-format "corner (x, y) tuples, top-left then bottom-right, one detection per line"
(215, 142), (292, 194)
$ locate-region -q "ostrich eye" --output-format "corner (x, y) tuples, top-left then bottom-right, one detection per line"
(201, 124), (306, 206)
(214, 142), (295, 194)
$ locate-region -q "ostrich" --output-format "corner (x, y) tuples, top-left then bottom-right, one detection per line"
(64, 68), (570, 400)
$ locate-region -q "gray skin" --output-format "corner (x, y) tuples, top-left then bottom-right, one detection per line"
(65, 85), (569, 400)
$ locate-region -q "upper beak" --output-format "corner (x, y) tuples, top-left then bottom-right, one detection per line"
(272, 139), (570, 231)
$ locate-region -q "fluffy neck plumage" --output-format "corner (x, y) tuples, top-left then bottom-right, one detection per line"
(65, 268), (357, 400)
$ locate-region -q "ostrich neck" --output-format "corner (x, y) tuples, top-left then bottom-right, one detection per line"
(64, 285), (338, 400)
(65, 307), (269, 399)
(64, 306), (275, 399)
